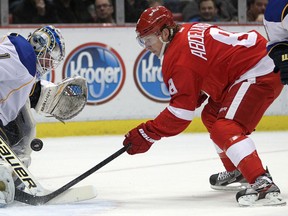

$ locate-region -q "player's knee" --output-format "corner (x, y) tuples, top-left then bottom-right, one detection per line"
(210, 119), (245, 149)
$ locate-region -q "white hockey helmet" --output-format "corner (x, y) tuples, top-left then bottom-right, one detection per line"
(28, 25), (65, 77)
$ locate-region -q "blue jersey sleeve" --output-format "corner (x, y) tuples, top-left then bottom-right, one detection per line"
(264, 0), (288, 22)
(264, 0), (288, 51)
(8, 33), (37, 77)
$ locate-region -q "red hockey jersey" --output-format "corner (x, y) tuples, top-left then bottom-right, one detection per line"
(146, 23), (274, 138)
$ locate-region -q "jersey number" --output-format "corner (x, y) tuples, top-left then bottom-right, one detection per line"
(210, 28), (258, 48)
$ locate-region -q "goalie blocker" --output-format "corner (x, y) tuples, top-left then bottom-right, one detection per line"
(32, 76), (87, 121)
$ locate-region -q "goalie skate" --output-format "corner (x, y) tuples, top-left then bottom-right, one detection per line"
(210, 170), (249, 191)
(236, 173), (286, 207)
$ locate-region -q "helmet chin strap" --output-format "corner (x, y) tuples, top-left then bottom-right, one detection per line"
(158, 29), (172, 60)
(158, 37), (169, 60)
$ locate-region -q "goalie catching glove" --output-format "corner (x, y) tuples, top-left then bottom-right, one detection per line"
(123, 123), (161, 155)
(35, 76), (87, 121)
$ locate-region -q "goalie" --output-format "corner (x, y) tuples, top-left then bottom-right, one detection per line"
(0, 25), (87, 207)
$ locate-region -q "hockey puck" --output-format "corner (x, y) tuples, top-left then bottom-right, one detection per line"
(30, 138), (43, 151)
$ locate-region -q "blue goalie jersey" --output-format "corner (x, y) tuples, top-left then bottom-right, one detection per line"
(0, 33), (36, 126)
(264, 0), (288, 51)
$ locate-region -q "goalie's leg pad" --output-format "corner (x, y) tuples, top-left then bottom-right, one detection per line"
(0, 163), (15, 207)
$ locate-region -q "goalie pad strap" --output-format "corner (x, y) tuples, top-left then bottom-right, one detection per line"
(29, 81), (41, 109)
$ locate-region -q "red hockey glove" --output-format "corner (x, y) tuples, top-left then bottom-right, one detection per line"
(123, 123), (161, 155)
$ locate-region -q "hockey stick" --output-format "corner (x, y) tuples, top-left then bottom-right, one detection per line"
(14, 144), (130, 205)
(0, 136), (46, 195)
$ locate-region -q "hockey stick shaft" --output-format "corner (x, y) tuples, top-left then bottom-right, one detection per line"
(15, 144), (130, 205)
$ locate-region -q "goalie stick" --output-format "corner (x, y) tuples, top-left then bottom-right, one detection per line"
(0, 132), (98, 204)
(0, 136), (46, 195)
(14, 144), (130, 205)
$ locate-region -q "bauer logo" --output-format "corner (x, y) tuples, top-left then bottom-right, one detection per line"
(63, 43), (126, 105)
(134, 50), (170, 103)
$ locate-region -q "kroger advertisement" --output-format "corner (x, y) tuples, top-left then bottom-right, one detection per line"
(2, 25), (287, 122)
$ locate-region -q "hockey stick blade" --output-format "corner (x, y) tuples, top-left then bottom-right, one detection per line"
(46, 185), (97, 204)
(15, 144), (130, 205)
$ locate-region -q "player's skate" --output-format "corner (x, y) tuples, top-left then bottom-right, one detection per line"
(0, 163), (15, 207)
(236, 172), (286, 207)
(210, 170), (249, 191)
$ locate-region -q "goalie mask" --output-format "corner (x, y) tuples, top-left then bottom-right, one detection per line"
(28, 25), (65, 77)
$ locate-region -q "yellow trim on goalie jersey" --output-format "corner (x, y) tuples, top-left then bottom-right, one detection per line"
(36, 115), (288, 138)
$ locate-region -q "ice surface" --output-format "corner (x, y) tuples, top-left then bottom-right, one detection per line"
(1, 131), (288, 215)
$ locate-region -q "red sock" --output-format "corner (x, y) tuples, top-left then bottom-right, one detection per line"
(237, 151), (265, 183)
(219, 152), (237, 172)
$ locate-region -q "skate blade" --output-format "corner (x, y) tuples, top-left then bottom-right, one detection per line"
(238, 192), (287, 207)
(211, 182), (249, 192)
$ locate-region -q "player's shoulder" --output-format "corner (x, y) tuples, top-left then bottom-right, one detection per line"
(265, 0), (288, 22)
(4, 32), (37, 76)
(7, 33), (30, 47)
(6, 32), (35, 57)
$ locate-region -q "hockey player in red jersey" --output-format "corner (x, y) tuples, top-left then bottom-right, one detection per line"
(123, 6), (286, 206)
